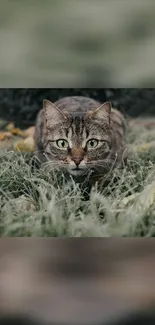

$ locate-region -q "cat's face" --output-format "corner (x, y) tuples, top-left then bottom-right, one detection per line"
(42, 100), (115, 177)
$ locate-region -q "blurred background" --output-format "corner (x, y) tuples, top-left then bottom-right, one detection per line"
(0, 88), (155, 128)
(0, 0), (155, 87)
(0, 239), (155, 325)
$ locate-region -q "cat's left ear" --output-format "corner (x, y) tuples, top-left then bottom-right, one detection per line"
(87, 102), (111, 123)
(43, 99), (68, 126)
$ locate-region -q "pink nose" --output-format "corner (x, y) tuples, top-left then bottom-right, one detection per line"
(71, 156), (83, 166)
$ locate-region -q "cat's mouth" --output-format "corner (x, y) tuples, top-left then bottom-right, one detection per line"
(69, 167), (86, 176)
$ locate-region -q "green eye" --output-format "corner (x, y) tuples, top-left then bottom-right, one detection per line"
(87, 139), (99, 149)
(56, 139), (69, 149)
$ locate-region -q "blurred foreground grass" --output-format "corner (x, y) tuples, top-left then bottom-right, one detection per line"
(1, 118), (155, 236)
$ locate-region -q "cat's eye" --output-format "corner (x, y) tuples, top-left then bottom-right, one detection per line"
(87, 139), (99, 149)
(56, 139), (69, 149)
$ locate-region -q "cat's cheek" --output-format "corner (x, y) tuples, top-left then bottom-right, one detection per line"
(65, 156), (72, 164)
(87, 152), (97, 161)
(83, 156), (88, 163)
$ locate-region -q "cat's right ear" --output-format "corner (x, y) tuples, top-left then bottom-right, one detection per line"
(43, 99), (68, 126)
(86, 102), (111, 124)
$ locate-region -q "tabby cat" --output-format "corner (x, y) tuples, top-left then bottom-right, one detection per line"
(35, 96), (127, 183)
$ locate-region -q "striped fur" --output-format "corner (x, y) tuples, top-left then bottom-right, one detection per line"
(35, 96), (127, 183)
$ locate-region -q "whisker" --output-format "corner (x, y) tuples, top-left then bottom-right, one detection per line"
(86, 161), (116, 167)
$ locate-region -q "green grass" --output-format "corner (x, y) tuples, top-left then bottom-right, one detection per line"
(1, 121), (155, 237)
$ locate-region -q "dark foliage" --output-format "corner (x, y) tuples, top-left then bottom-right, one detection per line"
(0, 88), (155, 127)
(1, 311), (155, 325)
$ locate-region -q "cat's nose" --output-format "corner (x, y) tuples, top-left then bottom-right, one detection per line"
(71, 156), (83, 166)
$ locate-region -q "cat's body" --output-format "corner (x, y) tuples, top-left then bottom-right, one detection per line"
(35, 96), (127, 184)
